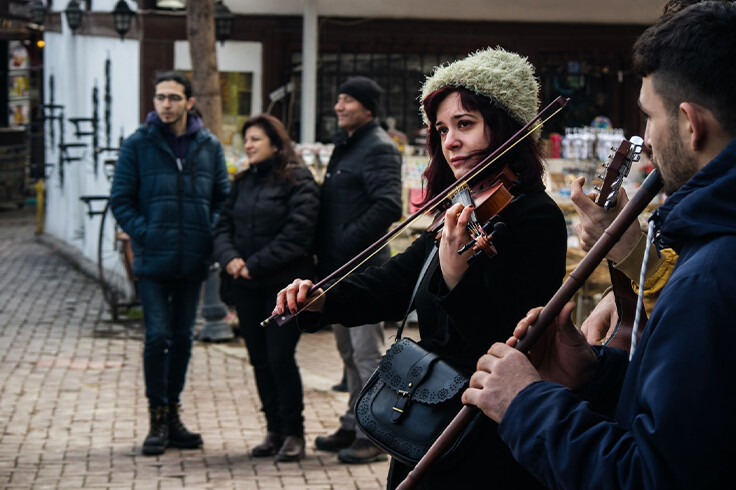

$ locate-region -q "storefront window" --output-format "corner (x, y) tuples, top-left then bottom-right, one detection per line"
(288, 51), (463, 147)
(186, 70), (253, 172)
(219, 71), (252, 169)
(8, 41), (31, 127)
(538, 53), (627, 135)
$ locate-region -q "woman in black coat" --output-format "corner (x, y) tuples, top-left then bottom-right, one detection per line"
(275, 47), (568, 488)
(213, 114), (319, 462)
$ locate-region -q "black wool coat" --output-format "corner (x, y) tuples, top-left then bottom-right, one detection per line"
(316, 120), (403, 277)
(213, 158), (320, 288)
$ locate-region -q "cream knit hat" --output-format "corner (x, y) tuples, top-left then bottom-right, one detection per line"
(420, 47), (540, 135)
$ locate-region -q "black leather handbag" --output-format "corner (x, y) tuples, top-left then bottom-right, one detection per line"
(354, 248), (476, 466)
(355, 337), (470, 465)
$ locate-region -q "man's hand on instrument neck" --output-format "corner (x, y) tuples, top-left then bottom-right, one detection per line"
(571, 177), (642, 263)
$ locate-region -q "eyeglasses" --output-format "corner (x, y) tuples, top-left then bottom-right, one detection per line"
(154, 94), (185, 103)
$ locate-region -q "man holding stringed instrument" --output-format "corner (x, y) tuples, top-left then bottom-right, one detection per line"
(570, 172), (678, 346)
(463, 2), (736, 488)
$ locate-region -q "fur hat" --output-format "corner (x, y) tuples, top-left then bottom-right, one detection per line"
(419, 47), (540, 136)
(338, 76), (383, 117)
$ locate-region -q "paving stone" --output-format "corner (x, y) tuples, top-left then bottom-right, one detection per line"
(0, 207), (402, 489)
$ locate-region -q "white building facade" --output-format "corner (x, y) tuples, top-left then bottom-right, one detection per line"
(40, 0), (664, 265)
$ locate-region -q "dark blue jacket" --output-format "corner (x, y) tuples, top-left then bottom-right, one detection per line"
(110, 114), (230, 281)
(499, 138), (736, 489)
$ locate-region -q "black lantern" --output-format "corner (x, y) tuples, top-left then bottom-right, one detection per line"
(64, 0), (83, 32)
(29, 0), (47, 26)
(112, 0), (134, 39)
(214, 1), (234, 45)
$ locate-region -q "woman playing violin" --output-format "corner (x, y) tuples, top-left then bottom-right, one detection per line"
(275, 47), (567, 489)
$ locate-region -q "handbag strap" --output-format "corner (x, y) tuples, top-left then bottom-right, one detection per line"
(396, 244), (438, 340)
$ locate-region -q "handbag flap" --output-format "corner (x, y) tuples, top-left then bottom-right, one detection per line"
(377, 338), (468, 405)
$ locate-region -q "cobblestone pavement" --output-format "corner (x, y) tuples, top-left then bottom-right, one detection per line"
(0, 206), (402, 489)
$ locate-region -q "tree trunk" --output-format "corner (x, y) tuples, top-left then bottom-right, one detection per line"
(186, 0), (222, 140)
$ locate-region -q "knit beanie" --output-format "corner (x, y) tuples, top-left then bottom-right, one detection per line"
(420, 47), (541, 138)
(338, 76), (383, 116)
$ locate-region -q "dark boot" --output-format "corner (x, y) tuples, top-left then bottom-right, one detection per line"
(168, 403), (203, 449)
(142, 406), (169, 456)
(332, 371), (348, 392)
(337, 439), (388, 464)
(251, 431), (285, 457)
(275, 435), (305, 462)
(314, 428), (355, 452)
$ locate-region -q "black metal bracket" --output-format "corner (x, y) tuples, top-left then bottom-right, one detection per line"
(102, 158), (118, 183)
(57, 142), (87, 186)
(67, 86), (102, 176)
(58, 142), (87, 162)
(68, 117), (96, 138)
(79, 195), (110, 217)
(43, 58), (117, 185)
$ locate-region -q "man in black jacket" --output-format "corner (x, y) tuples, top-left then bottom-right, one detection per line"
(314, 76), (403, 464)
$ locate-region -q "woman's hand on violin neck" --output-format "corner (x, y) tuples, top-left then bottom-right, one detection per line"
(226, 258), (246, 278)
(439, 202), (474, 290)
(274, 278), (326, 316)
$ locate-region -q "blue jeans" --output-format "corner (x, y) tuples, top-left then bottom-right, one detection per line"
(137, 278), (202, 408)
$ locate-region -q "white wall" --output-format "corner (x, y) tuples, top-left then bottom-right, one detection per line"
(43, 29), (140, 263)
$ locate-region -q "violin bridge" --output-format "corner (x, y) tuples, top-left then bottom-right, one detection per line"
(450, 183), (472, 201)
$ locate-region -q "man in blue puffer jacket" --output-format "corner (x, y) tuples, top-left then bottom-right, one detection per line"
(110, 71), (229, 456)
(462, 3), (736, 489)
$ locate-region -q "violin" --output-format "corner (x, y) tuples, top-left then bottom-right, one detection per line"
(261, 96), (570, 328)
(427, 163), (518, 261)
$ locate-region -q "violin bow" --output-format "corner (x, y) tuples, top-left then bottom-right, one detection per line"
(396, 169), (664, 490)
(261, 96), (570, 327)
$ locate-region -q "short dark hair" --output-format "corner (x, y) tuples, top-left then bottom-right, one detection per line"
(154, 71), (193, 99)
(633, 1), (736, 133)
(419, 86), (544, 206)
(240, 114), (303, 183)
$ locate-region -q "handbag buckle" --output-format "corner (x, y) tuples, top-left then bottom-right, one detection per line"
(392, 390), (411, 422)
